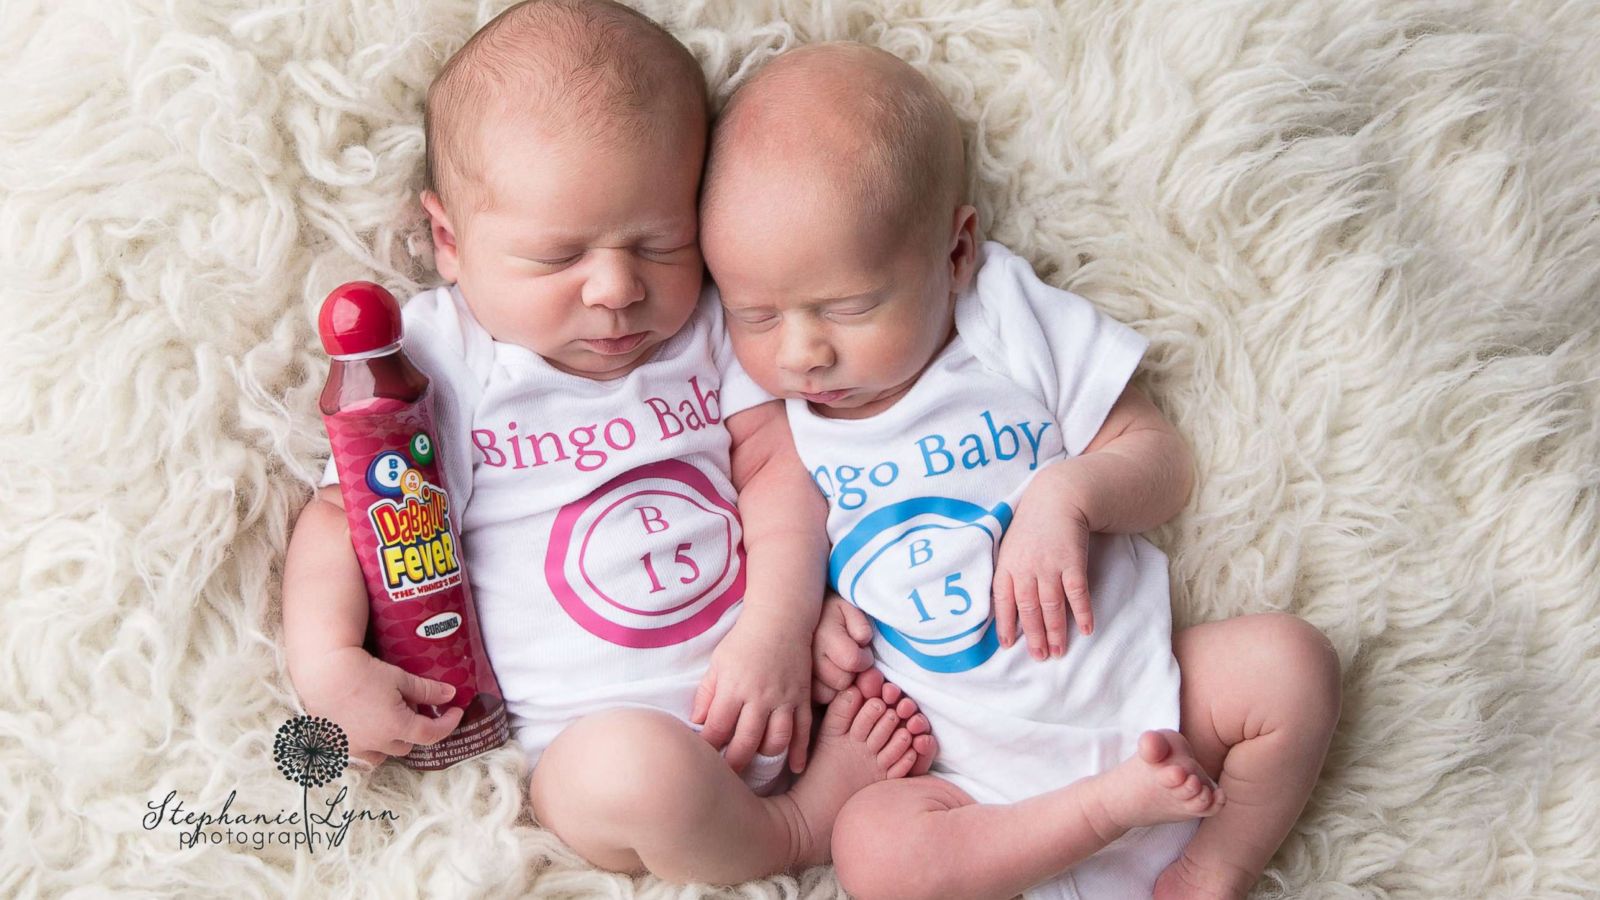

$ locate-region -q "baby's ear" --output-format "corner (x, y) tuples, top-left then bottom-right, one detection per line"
(947, 204), (979, 293)
(421, 190), (462, 282)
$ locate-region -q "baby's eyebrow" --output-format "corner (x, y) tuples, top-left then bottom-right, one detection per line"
(516, 222), (695, 247)
(813, 287), (883, 304)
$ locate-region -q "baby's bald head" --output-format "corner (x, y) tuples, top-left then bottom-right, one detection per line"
(425, 0), (707, 219)
(703, 43), (966, 249)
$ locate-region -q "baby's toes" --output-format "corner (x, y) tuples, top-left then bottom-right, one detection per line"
(877, 728), (914, 769)
(886, 745), (919, 778)
(1175, 772), (1206, 802)
(819, 687), (865, 739)
(845, 697), (887, 741)
(1186, 781), (1221, 816)
(1172, 768), (1224, 815)
(880, 680), (903, 705)
(865, 708), (901, 751)
(852, 669), (887, 700)
(1138, 729), (1178, 765)
(1158, 762), (1190, 790)
(911, 733), (938, 775)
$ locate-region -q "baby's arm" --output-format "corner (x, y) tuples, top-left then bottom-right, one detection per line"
(282, 486), (463, 767)
(995, 385), (1194, 659)
(691, 401), (828, 774)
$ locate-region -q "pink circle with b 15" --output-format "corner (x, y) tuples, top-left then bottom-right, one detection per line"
(546, 458), (746, 648)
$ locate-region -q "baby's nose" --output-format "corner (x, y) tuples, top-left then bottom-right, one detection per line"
(581, 250), (646, 310)
(779, 326), (834, 374)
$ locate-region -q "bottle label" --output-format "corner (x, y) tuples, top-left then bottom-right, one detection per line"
(328, 405), (464, 608)
(364, 467), (464, 601)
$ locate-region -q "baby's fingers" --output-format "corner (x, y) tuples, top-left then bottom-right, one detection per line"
(691, 669), (717, 725)
(836, 598), (874, 646)
(1013, 576), (1049, 661)
(723, 704), (768, 773)
(819, 621), (870, 669)
(1063, 569), (1094, 637)
(1037, 576), (1070, 658)
(790, 702), (813, 774)
(699, 692), (740, 751)
(404, 703), (465, 749)
(814, 654), (857, 696)
(394, 670), (457, 711)
(813, 676), (840, 706)
(759, 706), (793, 757)
(993, 570), (1019, 649)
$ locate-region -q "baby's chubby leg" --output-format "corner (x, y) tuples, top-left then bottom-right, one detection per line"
(528, 682), (929, 884)
(1156, 613), (1342, 900)
(832, 730), (1223, 900)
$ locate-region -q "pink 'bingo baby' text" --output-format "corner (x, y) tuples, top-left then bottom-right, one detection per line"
(471, 375), (724, 474)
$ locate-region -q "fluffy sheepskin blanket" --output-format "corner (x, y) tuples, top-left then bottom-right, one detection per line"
(4, 0), (1597, 896)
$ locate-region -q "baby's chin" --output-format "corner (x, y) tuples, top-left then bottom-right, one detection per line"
(807, 381), (922, 420)
(798, 388), (903, 420)
(550, 338), (663, 380)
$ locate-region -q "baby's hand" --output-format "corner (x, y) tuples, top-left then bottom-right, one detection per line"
(296, 646), (465, 768)
(994, 477), (1095, 660)
(692, 613), (813, 774)
(811, 593), (874, 704)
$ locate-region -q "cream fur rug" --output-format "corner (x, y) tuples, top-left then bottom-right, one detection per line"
(4, 0), (1598, 896)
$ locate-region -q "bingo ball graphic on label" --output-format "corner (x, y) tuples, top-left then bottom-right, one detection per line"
(409, 432), (434, 466)
(829, 497), (1012, 674)
(365, 451), (408, 498)
(546, 459), (745, 648)
(400, 468), (424, 498)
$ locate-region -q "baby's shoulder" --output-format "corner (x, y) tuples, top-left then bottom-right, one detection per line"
(402, 284), (489, 350)
(965, 242), (1072, 314)
(400, 283), (496, 395)
(959, 242), (1134, 351)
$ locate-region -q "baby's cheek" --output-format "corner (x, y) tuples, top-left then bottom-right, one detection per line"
(732, 332), (783, 392)
(857, 330), (911, 381)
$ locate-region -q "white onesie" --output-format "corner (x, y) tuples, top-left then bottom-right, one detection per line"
(785, 242), (1195, 899)
(321, 284), (788, 791)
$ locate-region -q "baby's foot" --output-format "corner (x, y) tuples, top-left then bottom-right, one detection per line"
(851, 669), (939, 774)
(778, 685), (928, 868)
(1095, 730), (1224, 833)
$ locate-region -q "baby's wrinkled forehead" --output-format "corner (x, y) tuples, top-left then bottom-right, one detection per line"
(424, 0), (708, 213)
(703, 42), (965, 238)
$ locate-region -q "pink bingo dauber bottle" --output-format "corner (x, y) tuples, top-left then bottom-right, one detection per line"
(318, 281), (508, 770)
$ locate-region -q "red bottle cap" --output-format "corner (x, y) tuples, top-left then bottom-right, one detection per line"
(319, 281), (403, 359)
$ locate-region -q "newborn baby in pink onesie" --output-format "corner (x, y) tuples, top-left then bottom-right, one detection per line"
(282, 2), (936, 886)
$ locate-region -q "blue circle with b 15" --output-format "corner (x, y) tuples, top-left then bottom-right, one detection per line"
(828, 496), (1012, 674)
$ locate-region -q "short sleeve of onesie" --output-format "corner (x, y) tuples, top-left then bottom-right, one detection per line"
(317, 285), (493, 514)
(953, 242), (1149, 456)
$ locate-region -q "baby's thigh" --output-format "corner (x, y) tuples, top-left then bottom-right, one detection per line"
(1173, 613), (1342, 774)
(831, 775), (976, 896)
(528, 708), (729, 870)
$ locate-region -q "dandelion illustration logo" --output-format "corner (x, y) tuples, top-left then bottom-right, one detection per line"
(274, 715), (349, 854)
